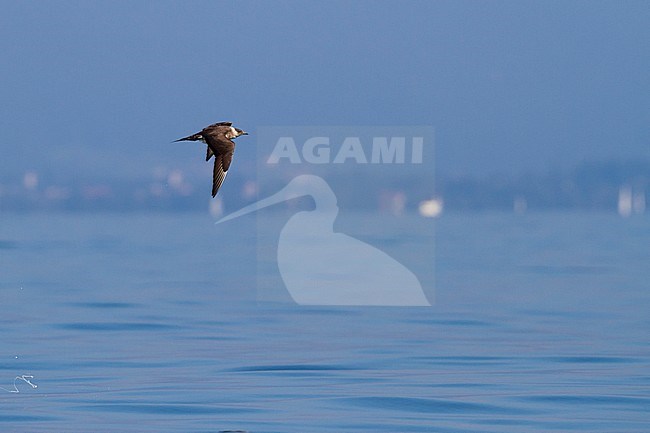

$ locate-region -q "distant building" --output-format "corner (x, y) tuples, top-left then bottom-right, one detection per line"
(419, 198), (443, 218)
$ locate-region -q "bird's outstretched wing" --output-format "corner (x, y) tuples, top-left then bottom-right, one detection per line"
(204, 121), (232, 130)
(203, 126), (236, 197)
(212, 152), (234, 197)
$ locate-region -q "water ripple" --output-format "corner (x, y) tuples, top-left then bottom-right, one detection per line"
(0, 240), (18, 250)
(542, 356), (636, 364)
(74, 403), (259, 415)
(228, 364), (354, 373)
(519, 394), (650, 407)
(70, 302), (139, 309)
(341, 396), (528, 415)
(55, 322), (180, 331)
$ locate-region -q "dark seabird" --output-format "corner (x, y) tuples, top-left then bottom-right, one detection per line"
(174, 122), (248, 197)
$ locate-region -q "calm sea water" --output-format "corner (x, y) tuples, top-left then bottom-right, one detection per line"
(1, 212), (648, 432)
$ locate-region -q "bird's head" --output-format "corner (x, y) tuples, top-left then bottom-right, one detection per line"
(234, 128), (249, 137)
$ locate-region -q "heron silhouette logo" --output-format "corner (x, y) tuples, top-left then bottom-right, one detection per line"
(217, 175), (431, 306)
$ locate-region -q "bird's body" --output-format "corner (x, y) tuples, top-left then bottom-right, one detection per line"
(174, 122), (248, 197)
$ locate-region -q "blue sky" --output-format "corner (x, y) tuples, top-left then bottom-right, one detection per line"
(1, 0), (648, 183)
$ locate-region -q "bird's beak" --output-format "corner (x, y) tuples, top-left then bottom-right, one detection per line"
(216, 175), (335, 225)
(216, 188), (294, 224)
(216, 179), (312, 224)
(242, 131), (249, 135)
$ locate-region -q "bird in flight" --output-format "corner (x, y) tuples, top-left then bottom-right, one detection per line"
(174, 122), (248, 197)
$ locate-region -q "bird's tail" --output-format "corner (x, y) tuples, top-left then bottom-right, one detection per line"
(173, 133), (202, 142)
